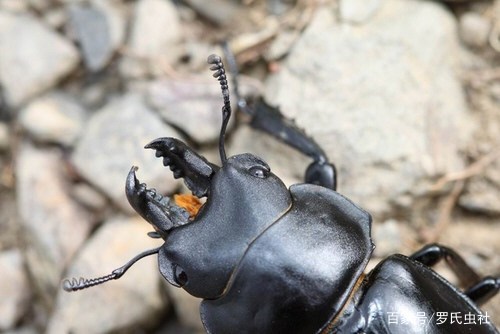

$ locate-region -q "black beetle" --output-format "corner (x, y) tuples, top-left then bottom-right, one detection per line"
(64, 54), (499, 334)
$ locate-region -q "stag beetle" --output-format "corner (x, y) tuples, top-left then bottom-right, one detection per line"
(63, 54), (500, 334)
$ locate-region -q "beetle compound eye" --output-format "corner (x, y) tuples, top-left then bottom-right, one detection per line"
(174, 265), (188, 287)
(249, 166), (269, 179)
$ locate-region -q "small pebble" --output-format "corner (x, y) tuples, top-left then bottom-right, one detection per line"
(26, 0), (50, 11)
(43, 7), (67, 29)
(0, 249), (30, 331)
(490, 82), (500, 103)
(459, 12), (491, 49)
(339, 0), (381, 24)
(0, 12), (79, 107)
(0, 0), (29, 12)
(69, 4), (114, 71)
(18, 92), (87, 147)
(72, 182), (108, 211)
(0, 122), (9, 151)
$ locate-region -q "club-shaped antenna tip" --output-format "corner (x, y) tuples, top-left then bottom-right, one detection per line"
(207, 53), (231, 164)
(207, 54), (221, 64)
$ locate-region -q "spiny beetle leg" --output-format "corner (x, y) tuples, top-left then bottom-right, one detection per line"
(410, 243), (482, 290)
(222, 44), (337, 190)
(244, 99), (338, 190)
(465, 276), (500, 306)
(145, 137), (219, 198)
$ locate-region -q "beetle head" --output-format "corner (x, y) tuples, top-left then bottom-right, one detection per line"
(124, 54), (294, 297)
(63, 54), (292, 297)
(155, 152), (291, 298)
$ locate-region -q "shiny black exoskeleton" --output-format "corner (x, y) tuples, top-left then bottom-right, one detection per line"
(63, 54), (499, 334)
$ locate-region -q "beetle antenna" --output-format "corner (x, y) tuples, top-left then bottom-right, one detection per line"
(221, 42), (252, 115)
(207, 54), (231, 164)
(62, 246), (160, 292)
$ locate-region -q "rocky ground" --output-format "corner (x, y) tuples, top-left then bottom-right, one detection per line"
(0, 0), (499, 333)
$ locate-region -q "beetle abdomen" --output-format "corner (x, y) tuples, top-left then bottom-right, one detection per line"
(332, 255), (499, 334)
(200, 184), (373, 334)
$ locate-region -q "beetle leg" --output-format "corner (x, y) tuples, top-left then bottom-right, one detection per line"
(411, 244), (500, 305)
(410, 243), (482, 289)
(145, 137), (219, 198)
(464, 276), (500, 306)
(223, 44), (337, 190)
(250, 101), (337, 190)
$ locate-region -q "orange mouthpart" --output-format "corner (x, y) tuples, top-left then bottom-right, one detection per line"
(174, 194), (203, 219)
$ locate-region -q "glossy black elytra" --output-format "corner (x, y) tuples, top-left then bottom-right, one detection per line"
(63, 54), (500, 334)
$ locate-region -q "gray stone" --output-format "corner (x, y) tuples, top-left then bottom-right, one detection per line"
(72, 182), (109, 211)
(0, 13), (79, 107)
(90, 0), (126, 52)
(459, 12), (491, 49)
(0, 0), (29, 12)
(339, 0), (381, 24)
(72, 93), (181, 212)
(43, 7), (67, 29)
(265, 30), (300, 61)
(120, 0), (181, 78)
(19, 92), (87, 146)
(69, 5), (113, 71)
(16, 144), (93, 300)
(0, 249), (30, 331)
(459, 158), (500, 215)
(372, 219), (402, 257)
(26, 0), (50, 11)
(0, 122), (9, 151)
(129, 0), (180, 55)
(2, 326), (37, 334)
(58, 0), (86, 4)
(240, 0), (472, 217)
(182, 0), (241, 26)
(47, 217), (166, 334)
(79, 81), (113, 109)
(491, 82), (500, 103)
(148, 77), (233, 143)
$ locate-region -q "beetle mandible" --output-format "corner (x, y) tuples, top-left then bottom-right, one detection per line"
(63, 54), (500, 334)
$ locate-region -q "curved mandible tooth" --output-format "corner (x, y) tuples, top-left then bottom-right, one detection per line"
(125, 166), (189, 233)
(173, 170), (183, 179)
(145, 137), (219, 198)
